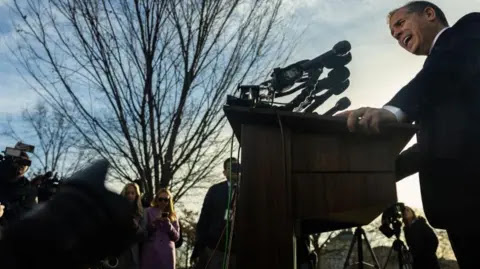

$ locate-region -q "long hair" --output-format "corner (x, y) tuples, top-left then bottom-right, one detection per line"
(403, 206), (417, 219)
(151, 188), (177, 222)
(120, 183), (144, 217)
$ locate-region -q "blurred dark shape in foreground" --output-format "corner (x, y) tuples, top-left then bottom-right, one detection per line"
(0, 159), (137, 269)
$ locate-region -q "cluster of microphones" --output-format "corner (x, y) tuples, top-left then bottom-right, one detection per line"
(226, 40), (353, 115)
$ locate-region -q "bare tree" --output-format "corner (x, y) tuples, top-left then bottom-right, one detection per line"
(175, 207), (198, 269)
(10, 0), (293, 201)
(1, 101), (91, 177)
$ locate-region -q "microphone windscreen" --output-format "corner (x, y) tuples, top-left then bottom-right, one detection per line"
(324, 53), (352, 69)
(330, 80), (350, 95)
(332, 40), (351, 55)
(327, 66), (350, 82)
(336, 97), (351, 110)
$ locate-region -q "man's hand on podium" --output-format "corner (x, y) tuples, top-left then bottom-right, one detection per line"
(336, 107), (397, 134)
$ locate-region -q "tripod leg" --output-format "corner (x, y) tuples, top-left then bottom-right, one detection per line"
(382, 246), (394, 269)
(357, 229), (364, 269)
(399, 243), (414, 269)
(398, 246), (403, 269)
(343, 229), (358, 269)
(360, 228), (381, 269)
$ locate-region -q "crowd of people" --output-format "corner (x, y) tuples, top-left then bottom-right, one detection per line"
(112, 158), (240, 269)
(0, 145), (239, 269)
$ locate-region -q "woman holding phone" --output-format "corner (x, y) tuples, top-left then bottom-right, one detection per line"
(141, 188), (180, 269)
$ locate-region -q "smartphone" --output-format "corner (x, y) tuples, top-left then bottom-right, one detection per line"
(161, 212), (169, 218)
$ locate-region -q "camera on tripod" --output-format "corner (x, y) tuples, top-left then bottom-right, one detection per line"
(378, 203), (414, 269)
(379, 202), (405, 239)
(0, 142), (35, 182)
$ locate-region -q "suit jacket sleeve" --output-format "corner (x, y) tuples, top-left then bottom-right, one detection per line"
(421, 221), (439, 255)
(395, 143), (421, 181)
(191, 187), (213, 259)
(385, 34), (473, 122)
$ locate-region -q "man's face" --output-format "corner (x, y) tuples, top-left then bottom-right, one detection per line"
(223, 161), (240, 182)
(17, 164), (29, 177)
(389, 7), (438, 55)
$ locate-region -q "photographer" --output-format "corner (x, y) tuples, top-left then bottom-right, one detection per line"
(0, 150), (37, 227)
(402, 206), (440, 269)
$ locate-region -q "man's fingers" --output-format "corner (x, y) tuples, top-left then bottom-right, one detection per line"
(335, 110), (352, 118)
(347, 107), (367, 132)
(358, 114), (373, 133)
(358, 108), (377, 133)
(370, 115), (381, 134)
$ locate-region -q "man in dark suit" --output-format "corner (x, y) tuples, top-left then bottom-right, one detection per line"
(339, 1), (480, 267)
(191, 157), (239, 269)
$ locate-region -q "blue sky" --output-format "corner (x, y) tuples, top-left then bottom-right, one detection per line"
(1, 0), (479, 209)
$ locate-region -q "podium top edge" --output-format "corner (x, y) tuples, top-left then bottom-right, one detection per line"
(223, 105), (417, 140)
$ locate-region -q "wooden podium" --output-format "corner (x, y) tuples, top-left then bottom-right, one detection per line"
(224, 106), (416, 269)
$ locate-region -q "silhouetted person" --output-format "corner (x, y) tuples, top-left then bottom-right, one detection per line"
(191, 157), (239, 269)
(0, 159), (137, 269)
(402, 206), (440, 269)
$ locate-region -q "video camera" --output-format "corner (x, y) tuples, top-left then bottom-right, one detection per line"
(379, 202), (405, 238)
(0, 142), (35, 182)
(32, 171), (63, 202)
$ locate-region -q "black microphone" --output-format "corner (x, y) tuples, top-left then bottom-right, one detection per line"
(324, 52), (352, 69)
(313, 66), (350, 95)
(304, 79), (350, 113)
(301, 41), (351, 70)
(323, 97), (351, 116)
(270, 41), (351, 93)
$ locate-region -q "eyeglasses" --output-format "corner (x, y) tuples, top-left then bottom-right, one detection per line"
(157, 197), (169, 202)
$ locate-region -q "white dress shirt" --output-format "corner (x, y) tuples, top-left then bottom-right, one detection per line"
(383, 27), (449, 122)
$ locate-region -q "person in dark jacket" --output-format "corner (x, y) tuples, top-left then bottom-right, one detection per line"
(0, 151), (37, 228)
(191, 157), (239, 269)
(117, 183), (145, 269)
(339, 2), (480, 267)
(402, 206), (439, 269)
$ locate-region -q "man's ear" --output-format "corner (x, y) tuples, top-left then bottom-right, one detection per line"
(424, 7), (437, 22)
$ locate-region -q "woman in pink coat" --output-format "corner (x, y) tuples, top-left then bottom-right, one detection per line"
(141, 188), (180, 269)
